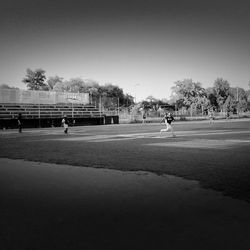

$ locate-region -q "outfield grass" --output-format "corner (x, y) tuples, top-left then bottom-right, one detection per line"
(1, 120), (250, 202)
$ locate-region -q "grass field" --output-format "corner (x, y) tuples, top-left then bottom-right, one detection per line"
(1, 119), (250, 202)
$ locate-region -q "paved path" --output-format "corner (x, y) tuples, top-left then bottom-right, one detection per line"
(1, 158), (250, 250)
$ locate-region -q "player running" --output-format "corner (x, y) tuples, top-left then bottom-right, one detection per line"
(160, 112), (176, 137)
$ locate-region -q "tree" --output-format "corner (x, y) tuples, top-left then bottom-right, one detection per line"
(171, 79), (207, 113)
(47, 76), (64, 91)
(53, 78), (85, 93)
(82, 79), (100, 100)
(66, 78), (86, 92)
(53, 81), (69, 92)
(143, 96), (160, 110)
(205, 87), (218, 109)
(97, 83), (127, 108)
(22, 68), (48, 90)
(53, 78), (100, 93)
(123, 94), (134, 107)
(247, 89), (250, 111)
(0, 84), (13, 89)
(98, 84), (124, 98)
(213, 78), (230, 111)
(140, 96), (171, 112)
(226, 87), (248, 113)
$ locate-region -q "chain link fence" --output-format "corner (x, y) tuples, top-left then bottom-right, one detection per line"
(90, 96), (119, 116)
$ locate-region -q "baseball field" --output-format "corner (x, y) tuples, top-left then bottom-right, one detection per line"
(1, 119), (250, 249)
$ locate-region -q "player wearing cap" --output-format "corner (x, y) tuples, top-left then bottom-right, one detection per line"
(160, 112), (176, 137)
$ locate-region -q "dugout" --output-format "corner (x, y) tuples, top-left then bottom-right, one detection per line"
(103, 115), (119, 125)
(0, 116), (106, 129)
(0, 116), (119, 129)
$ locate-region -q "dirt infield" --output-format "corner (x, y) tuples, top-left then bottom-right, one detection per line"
(1, 158), (250, 250)
(1, 119), (250, 249)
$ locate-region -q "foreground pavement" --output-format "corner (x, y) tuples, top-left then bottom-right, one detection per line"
(1, 158), (250, 250)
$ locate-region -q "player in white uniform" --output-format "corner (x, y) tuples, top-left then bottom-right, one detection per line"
(62, 115), (69, 134)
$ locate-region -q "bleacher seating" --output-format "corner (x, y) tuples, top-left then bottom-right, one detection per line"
(0, 103), (119, 128)
(0, 103), (102, 120)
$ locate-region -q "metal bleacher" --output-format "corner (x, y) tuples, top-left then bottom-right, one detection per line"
(0, 103), (102, 120)
(0, 103), (117, 129)
(0, 89), (119, 128)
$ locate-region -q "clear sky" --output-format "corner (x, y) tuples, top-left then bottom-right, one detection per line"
(1, 0), (250, 101)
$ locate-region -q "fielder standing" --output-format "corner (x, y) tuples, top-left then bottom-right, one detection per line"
(62, 115), (69, 134)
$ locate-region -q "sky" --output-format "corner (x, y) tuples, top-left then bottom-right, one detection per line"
(1, 0), (250, 101)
